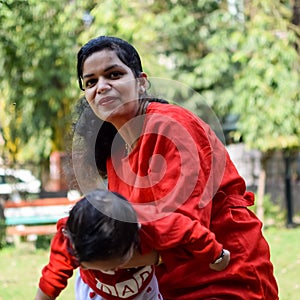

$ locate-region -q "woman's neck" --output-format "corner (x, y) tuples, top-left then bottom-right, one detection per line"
(117, 100), (149, 151)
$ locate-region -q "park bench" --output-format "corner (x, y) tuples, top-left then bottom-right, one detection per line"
(3, 197), (77, 242)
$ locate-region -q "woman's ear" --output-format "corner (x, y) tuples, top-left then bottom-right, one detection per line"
(138, 72), (148, 94)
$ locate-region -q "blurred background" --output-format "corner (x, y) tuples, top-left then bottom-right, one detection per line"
(0, 0), (299, 299)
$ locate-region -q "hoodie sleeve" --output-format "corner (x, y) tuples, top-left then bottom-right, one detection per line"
(139, 211), (223, 269)
(38, 217), (79, 298)
(131, 107), (225, 266)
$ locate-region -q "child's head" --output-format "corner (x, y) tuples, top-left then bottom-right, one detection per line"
(66, 189), (139, 271)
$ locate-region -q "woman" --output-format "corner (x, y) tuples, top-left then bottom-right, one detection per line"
(37, 36), (278, 299)
(74, 35), (278, 299)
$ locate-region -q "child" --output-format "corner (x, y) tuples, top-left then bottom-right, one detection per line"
(35, 189), (162, 300)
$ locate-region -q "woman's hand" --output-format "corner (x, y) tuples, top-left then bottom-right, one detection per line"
(209, 249), (230, 271)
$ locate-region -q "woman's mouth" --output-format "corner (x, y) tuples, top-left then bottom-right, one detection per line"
(97, 96), (117, 106)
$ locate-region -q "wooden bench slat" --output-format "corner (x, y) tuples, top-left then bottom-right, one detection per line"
(4, 197), (75, 208)
(3, 197), (78, 238)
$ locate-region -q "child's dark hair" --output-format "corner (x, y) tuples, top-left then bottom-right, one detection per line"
(66, 189), (139, 263)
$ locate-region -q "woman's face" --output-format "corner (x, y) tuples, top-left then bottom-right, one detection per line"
(82, 49), (146, 128)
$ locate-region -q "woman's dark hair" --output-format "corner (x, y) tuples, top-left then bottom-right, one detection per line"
(77, 36), (143, 91)
(66, 189), (139, 262)
(71, 36), (168, 183)
(72, 97), (118, 179)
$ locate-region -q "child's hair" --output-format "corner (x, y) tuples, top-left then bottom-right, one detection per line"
(66, 189), (139, 262)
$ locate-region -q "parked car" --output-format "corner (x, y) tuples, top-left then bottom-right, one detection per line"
(0, 168), (41, 200)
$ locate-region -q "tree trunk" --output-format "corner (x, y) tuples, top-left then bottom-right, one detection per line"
(283, 150), (295, 228)
(292, 0), (300, 26)
(292, 0), (300, 52)
(256, 156), (267, 222)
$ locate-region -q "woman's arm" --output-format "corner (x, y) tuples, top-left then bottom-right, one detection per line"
(209, 249), (230, 271)
(121, 244), (230, 272)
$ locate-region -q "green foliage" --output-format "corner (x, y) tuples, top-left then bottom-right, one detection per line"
(0, 0), (92, 164)
(79, 0), (169, 78)
(194, 0), (300, 152)
(230, 1), (300, 151)
(1, 0), (299, 168)
(144, 0), (300, 153)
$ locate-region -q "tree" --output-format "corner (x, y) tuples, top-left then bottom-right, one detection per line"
(124, 0), (300, 223)
(77, 0), (169, 78)
(193, 0), (300, 223)
(1, 0), (299, 213)
(0, 0), (93, 168)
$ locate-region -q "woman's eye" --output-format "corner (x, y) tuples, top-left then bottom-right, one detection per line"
(110, 71), (122, 79)
(84, 79), (96, 88)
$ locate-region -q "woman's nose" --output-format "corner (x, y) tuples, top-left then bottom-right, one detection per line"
(97, 78), (111, 94)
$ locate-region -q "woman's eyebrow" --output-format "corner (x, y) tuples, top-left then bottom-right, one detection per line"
(82, 73), (94, 79)
(82, 64), (124, 79)
(104, 64), (122, 71)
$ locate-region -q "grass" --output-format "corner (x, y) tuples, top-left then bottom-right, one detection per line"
(264, 225), (300, 300)
(0, 243), (75, 300)
(0, 226), (299, 300)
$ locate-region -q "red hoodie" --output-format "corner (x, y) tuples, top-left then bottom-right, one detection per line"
(107, 102), (279, 300)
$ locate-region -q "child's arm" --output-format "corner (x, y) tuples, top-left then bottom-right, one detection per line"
(34, 288), (55, 300)
(35, 217), (78, 299)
